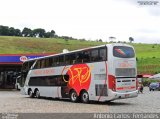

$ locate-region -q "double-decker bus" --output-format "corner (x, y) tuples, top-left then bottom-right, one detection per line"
(20, 43), (138, 103)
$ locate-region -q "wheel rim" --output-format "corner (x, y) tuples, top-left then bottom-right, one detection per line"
(82, 92), (89, 102)
(29, 90), (33, 97)
(36, 91), (40, 98)
(71, 92), (77, 101)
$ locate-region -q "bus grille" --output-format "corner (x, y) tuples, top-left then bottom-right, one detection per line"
(115, 68), (136, 77)
(95, 84), (108, 96)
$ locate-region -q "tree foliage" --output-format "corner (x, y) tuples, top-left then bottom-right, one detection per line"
(0, 25), (104, 42)
(0, 26), (22, 36)
(33, 28), (46, 37)
(0, 25), (56, 38)
(129, 37), (134, 43)
(22, 27), (32, 37)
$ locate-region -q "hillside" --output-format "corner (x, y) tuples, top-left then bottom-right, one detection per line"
(0, 36), (160, 74)
(0, 36), (104, 54)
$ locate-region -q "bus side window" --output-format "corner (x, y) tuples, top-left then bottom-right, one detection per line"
(76, 52), (83, 63)
(45, 58), (50, 67)
(91, 49), (99, 62)
(29, 61), (34, 69)
(46, 58), (54, 68)
(34, 60), (41, 69)
(49, 57), (54, 67)
(53, 57), (59, 66)
(99, 48), (107, 61)
(83, 50), (91, 63)
(41, 59), (45, 68)
(65, 54), (70, 65)
(59, 55), (64, 66)
(70, 53), (76, 64)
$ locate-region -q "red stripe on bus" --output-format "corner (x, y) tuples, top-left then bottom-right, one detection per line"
(117, 87), (124, 90)
(117, 86), (135, 90)
(129, 86), (136, 89)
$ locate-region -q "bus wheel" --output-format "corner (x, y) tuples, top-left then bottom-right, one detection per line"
(81, 91), (89, 103)
(70, 90), (79, 102)
(29, 90), (34, 98)
(35, 90), (40, 99)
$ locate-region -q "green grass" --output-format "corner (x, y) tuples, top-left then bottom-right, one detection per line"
(131, 43), (160, 74)
(0, 36), (160, 74)
(132, 43), (160, 58)
(0, 36), (104, 54)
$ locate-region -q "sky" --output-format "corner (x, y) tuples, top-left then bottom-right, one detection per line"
(0, 0), (160, 43)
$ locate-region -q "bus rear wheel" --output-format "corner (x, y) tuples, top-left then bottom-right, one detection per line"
(81, 91), (89, 103)
(29, 90), (34, 98)
(70, 90), (79, 102)
(35, 90), (40, 99)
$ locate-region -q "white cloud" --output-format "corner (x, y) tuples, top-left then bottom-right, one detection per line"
(0, 0), (160, 43)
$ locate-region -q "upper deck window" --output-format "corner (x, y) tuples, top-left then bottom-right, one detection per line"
(113, 46), (135, 58)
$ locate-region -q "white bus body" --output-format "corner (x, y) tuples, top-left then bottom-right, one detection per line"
(21, 44), (138, 103)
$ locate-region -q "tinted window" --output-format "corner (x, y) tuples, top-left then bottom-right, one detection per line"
(76, 50), (90, 63)
(59, 55), (64, 65)
(28, 61), (35, 69)
(34, 60), (41, 69)
(65, 54), (70, 65)
(65, 53), (76, 65)
(99, 48), (107, 61)
(113, 46), (135, 58)
(76, 52), (83, 63)
(22, 61), (34, 71)
(70, 53), (76, 64)
(91, 49), (99, 61)
(45, 58), (50, 67)
(29, 75), (69, 86)
(41, 59), (45, 68)
(83, 50), (90, 62)
(53, 57), (59, 66)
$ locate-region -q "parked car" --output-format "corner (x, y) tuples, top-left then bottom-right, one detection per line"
(149, 82), (160, 91)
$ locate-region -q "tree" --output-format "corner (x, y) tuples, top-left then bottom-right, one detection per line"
(15, 29), (22, 36)
(44, 32), (51, 38)
(22, 27), (32, 37)
(8, 27), (21, 36)
(129, 37), (134, 43)
(8, 27), (16, 36)
(33, 28), (46, 38)
(99, 39), (102, 42)
(0, 25), (9, 36)
(0, 25), (57, 38)
(50, 30), (55, 37)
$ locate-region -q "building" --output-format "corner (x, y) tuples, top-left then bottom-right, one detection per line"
(0, 54), (52, 89)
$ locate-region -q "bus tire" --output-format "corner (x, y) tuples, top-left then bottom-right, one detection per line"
(29, 90), (34, 98)
(80, 90), (89, 103)
(70, 90), (79, 102)
(35, 90), (40, 99)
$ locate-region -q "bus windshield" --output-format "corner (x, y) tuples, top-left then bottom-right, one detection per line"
(113, 46), (135, 58)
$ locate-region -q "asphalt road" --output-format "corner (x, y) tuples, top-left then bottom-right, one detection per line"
(0, 87), (159, 113)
